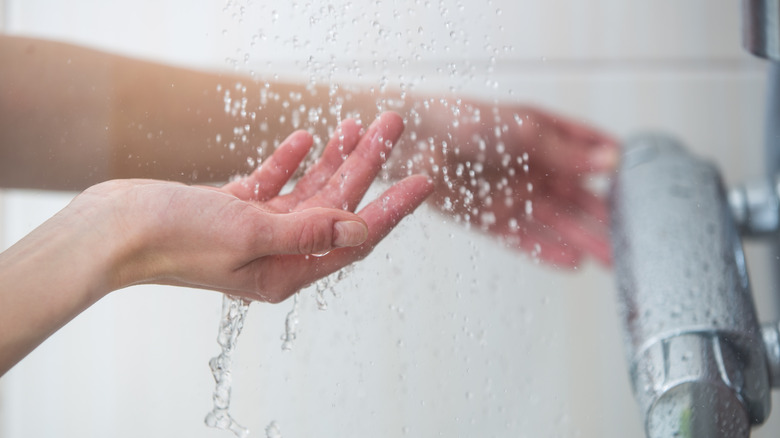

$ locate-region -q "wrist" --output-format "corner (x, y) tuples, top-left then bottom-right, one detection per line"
(0, 186), (140, 373)
(67, 180), (156, 293)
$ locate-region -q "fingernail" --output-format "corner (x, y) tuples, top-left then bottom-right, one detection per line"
(333, 221), (368, 247)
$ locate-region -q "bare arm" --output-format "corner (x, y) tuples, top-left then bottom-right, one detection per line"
(0, 113), (433, 375)
(0, 35), (379, 189)
(0, 34), (619, 266)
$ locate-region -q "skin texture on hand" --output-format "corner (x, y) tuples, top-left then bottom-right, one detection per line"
(101, 112), (433, 302)
(0, 35), (618, 268)
(0, 112), (433, 374)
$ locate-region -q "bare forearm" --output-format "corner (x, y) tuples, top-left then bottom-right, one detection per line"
(0, 35), (457, 191)
(0, 35), (387, 190)
(0, 112), (433, 374)
(0, 35), (527, 196)
(0, 36), (246, 189)
(0, 207), (124, 374)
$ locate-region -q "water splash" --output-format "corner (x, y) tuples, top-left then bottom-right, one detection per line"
(265, 421), (283, 438)
(209, 0), (533, 433)
(280, 293), (300, 351)
(205, 294), (251, 437)
(281, 267), (352, 351)
(314, 267), (352, 311)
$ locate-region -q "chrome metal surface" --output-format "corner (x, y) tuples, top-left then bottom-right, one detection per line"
(610, 134), (771, 437)
(743, 0), (780, 60)
(728, 175), (780, 236)
(763, 321), (780, 387)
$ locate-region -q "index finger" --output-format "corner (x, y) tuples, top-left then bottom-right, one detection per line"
(267, 118), (363, 212)
(294, 112), (405, 212)
(224, 130), (313, 201)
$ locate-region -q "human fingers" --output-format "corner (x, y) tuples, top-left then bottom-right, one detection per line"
(296, 175), (434, 277)
(245, 174), (434, 302)
(529, 198), (611, 266)
(559, 120), (620, 155)
(251, 207), (368, 256)
(267, 118), (363, 212)
(447, 191), (583, 268)
(547, 177), (610, 224)
(513, 110), (618, 176)
(223, 130), (313, 201)
(521, 128), (618, 178)
(341, 174), (434, 257)
(490, 211), (582, 268)
(293, 112), (405, 212)
(146, 202), (369, 302)
(532, 106), (619, 148)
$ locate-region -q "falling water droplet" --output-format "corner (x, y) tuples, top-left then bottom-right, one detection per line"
(281, 293), (301, 351)
(205, 295), (250, 438)
(265, 421), (282, 438)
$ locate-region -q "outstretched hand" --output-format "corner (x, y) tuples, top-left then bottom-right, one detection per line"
(0, 112), (432, 374)
(81, 112), (433, 302)
(408, 101), (618, 267)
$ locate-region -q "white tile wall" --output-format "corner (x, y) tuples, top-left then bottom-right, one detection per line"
(1, 1), (777, 437)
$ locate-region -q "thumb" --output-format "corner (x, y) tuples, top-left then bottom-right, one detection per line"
(263, 208), (368, 255)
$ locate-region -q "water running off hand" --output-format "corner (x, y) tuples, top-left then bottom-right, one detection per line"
(205, 294), (251, 437)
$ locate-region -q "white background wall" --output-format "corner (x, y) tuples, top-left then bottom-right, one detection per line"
(0, 1), (776, 437)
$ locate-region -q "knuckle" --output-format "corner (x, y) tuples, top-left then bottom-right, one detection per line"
(296, 216), (332, 255)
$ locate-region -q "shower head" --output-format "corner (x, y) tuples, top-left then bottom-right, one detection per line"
(609, 134), (772, 437)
